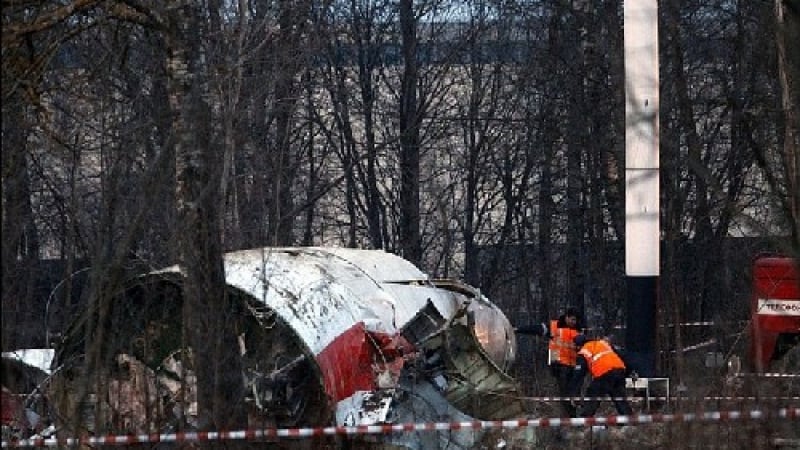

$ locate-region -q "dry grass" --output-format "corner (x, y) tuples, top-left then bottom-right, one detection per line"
(507, 354), (800, 450)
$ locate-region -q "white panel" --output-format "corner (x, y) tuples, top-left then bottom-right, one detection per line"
(625, 0), (660, 276)
(624, 0), (659, 170)
(625, 170), (660, 275)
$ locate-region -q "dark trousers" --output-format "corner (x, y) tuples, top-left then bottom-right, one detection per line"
(550, 362), (577, 417)
(578, 368), (632, 417)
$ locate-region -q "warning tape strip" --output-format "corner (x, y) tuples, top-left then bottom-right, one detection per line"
(519, 396), (800, 402)
(2, 408), (798, 448)
(734, 373), (800, 378)
(584, 321), (739, 331)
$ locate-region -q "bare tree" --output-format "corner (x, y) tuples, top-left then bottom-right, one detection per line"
(398, 0), (422, 266)
(763, 0), (800, 258)
(1, 0), (53, 350)
(163, 2), (247, 430)
(1, 82), (39, 349)
(454, 1), (527, 291)
(319, 0), (395, 250)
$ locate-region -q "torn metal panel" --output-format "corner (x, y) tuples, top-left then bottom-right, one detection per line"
(2, 350), (55, 376)
(48, 247), (532, 448)
(336, 390), (394, 426)
(378, 284), (461, 332)
(400, 300), (446, 347)
(431, 278), (518, 371)
(440, 323), (524, 419)
(2, 351), (53, 439)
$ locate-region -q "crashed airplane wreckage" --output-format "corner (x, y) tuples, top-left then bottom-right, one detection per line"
(51, 247), (529, 448)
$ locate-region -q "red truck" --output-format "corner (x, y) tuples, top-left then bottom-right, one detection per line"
(749, 255), (800, 372)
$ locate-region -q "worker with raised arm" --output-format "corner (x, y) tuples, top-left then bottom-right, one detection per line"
(570, 334), (633, 417)
(516, 307), (583, 417)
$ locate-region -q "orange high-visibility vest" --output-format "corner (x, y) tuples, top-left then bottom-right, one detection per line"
(577, 340), (626, 378)
(548, 320), (579, 366)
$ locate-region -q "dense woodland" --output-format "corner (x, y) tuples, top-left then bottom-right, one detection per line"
(2, 0), (799, 435)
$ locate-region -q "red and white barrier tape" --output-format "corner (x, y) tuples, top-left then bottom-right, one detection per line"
(585, 321), (730, 331)
(3, 408), (798, 448)
(734, 373), (800, 378)
(519, 395), (800, 402)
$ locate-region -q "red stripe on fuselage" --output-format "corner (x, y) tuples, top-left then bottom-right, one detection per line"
(316, 322), (377, 402)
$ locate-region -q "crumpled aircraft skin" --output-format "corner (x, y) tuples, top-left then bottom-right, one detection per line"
(50, 247), (531, 449)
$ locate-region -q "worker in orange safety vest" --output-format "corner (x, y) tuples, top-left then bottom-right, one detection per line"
(516, 307), (582, 417)
(570, 334), (633, 417)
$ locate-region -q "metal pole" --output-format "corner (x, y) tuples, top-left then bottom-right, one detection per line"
(624, 0), (660, 376)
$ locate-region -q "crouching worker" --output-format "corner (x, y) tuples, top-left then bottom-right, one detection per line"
(570, 334), (633, 417)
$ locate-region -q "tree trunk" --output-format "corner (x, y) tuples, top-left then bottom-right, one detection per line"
(165, 2), (246, 431)
(1, 97), (39, 350)
(398, 0), (422, 266)
(776, 0), (800, 257)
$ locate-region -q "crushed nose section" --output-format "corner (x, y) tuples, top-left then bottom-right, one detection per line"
(429, 279), (518, 372)
(438, 322), (525, 419)
(400, 300), (525, 421)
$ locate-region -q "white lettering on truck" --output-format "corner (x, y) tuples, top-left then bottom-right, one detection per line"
(757, 298), (800, 316)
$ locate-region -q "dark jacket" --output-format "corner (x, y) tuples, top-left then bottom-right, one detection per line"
(515, 313), (583, 337)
